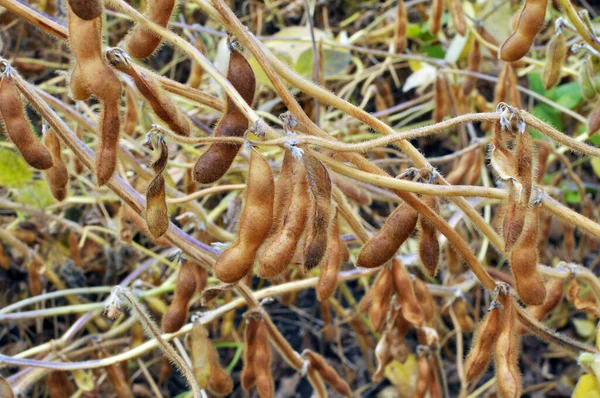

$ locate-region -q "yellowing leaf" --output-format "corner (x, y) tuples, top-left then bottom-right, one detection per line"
(384, 354), (418, 394)
(248, 53), (293, 89)
(476, 0), (512, 45)
(0, 148), (34, 188)
(408, 59), (422, 72)
(266, 26), (329, 65)
(596, 321), (600, 351)
(573, 374), (600, 398)
(295, 49), (352, 78)
(71, 370), (94, 392)
(574, 318), (596, 338)
(13, 180), (55, 209)
(591, 158), (600, 178)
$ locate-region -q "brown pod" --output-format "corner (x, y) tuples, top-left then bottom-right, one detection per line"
(47, 371), (75, 398)
(121, 0), (176, 59)
(414, 350), (432, 398)
(67, 231), (82, 267)
(391, 259), (424, 326)
(368, 266), (394, 332)
(499, 0), (549, 62)
(106, 48), (190, 137)
(241, 318), (258, 390)
(332, 174), (371, 205)
(258, 158), (309, 279)
(589, 104), (600, 136)
(67, 7), (122, 103)
(187, 35), (205, 88)
(0, 72), (53, 170)
(145, 136), (169, 239)
(190, 322), (212, 388)
(465, 303), (501, 381)
(429, 0), (444, 35)
(214, 148), (274, 283)
(433, 74), (448, 123)
(413, 278), (435, 328)
(162, 260), (196, 333)
(418, 196), (440, 277)
(373, 331), (392, 383)
(428, 356), (442, 398)
(95, 101), (121, 186)
(494, 296), (522, 398)
(28, 256), (43, 296)
(193, 114), (247, 183)
(502, 184), (526, 252)
(271, 150), (295, 233)
(317, 212), (343, 302)
(207, 340), (234, 396)
(124, 86), (138, 136)
(454, 298), (474, 333)
(302, 351), (352, 397)
(466, 148), (482, 185)
(43, 128), (69, 201)
(0, 244), (9, 270)
(241, 318), (274, 397)
(446, 148), (477, 185)
(393, 0), (407, 53)
(462, 38), (481, 96)
(68, 0), (102, 20)
(516, 130), (534, 196)
(526, 277), (563, 323)
(447, 0), (466, 36)
(506, 64), (521, 109)
(74, 123), (85, 175)
(303, 153), (333, 271)
(70, 64), (92, 101)
(446, 243), (461, 275)
(504, 131), (533, 251)
(566, 279), (600, 317)
(510, 204), (546, 305)
(194, 48), (256, 183)
(356, 203), (418, 269)
(542, 34), (566, 90)
(320, 301), (334, 342)
(493, 65), (510, 107)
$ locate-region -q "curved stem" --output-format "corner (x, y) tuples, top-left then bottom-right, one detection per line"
(166, 184), (246, 204)
(558, 0), (600, 54)
(514, 299), (598, 355)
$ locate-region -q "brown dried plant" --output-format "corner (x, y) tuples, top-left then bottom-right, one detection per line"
(1, 1), (600, 397)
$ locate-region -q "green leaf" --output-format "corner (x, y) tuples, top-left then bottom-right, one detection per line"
(591, 158), (600, 178)
(407, 23), (420, 38)
(528, 73), (548, 96)
(422, 44), (445, 59)
(530, 104), (562, 139)
(553, 82), (583, 110)
(529, 73), (583, 110)
(13, 180), (55, 209)
(563, 188), (581, 205)
(0, 149), (33, 188)
(295, 49), (352, 79)
(589, 134), (600, 146)
(574, 319), (596, 338)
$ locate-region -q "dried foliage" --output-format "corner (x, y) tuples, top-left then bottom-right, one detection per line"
(1, 1), (600, 397)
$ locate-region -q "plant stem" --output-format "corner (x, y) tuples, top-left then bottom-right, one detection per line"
(558, 0), (600, 53)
